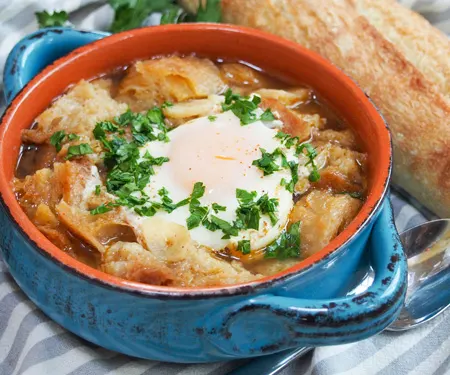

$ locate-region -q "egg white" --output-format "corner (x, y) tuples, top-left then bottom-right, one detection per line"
(125, 110), (300, 252)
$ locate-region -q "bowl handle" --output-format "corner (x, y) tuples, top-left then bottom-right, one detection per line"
(202, 200), (407, 357)
(3, 27), (110, 105)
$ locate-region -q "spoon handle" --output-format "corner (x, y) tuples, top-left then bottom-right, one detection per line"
(228, 347), (313, 375)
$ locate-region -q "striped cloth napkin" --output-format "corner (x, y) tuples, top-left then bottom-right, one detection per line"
(0, 1), (448, 374)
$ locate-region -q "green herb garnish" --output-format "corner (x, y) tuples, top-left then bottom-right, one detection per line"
(91, 107), (176, 215)
(37, 0), (222, 33)
(297, 143), (320, 182)
(36, 10), (68, 28)
(234, 189), (279, 231)
(186, 182), (209, 230)
(210, 215), (239, 239)
(257, 194), (279, 225)
(252, 148), (288, 176)
(90, 202), (116, 215)
(237, 240), (251, 255)
(160, 6), (180, 24)
(265, 221), (301, 259)
(95, 185), (101, 196)
(222, 89), (262, 125)
(212, 203), (226, 213)
(275, 131), (299, 149)
(108, 0), (221, 32)
(208, 115), (217, 122)
(196, 0), (222, 22)
(280, 161), (299, 193)
(260, 108), (276, 122)
(66, 144), (93, 160)
(162, 101), (173, 108)
(67, 133), (80, 141)
(50, 130), (66, 152)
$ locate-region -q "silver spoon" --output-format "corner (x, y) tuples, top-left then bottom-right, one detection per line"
(228, 219), (450, 375)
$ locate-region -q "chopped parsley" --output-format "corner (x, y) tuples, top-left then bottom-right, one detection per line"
(50, 131), (66, 152)
(280, 161), (299, 193)
(212, 203), (226, 213)
(252, 148), (288, 176)
(67, 133), (80, 141)
(237, 240), (251, 255)
(162, 101), (173, 108)
(208, 115), (217, 122)
(275, 131), (300, 149)
(265, 221), (301, 260)
(257, 194), (279, 225)
(274, 131), (322, 188)
(38, 0), (222, 33)
(297, 143), (321, 182)
(90, 202), (116, 215)
(236, 189), (257, 205)
(108, 0), (221, 33)
(95, 185), (101, 196)
(221, 89), (275, 125)
(158, 187), (189, 213)
(235, 189), (279, 231)
(260, 108), (276, 122)
(160, 6), (180, 24)
(196, 0), (222, 22)
(35, 10), (68, 28)
(209, 215), (239, 239)
(186, 182), (209, 229)
(50, 131), (81, 152)
(90, 107), (175, 215)
(66, 144), (93, 160)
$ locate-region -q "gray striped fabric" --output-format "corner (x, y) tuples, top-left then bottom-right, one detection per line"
(0, 1), (449, 374)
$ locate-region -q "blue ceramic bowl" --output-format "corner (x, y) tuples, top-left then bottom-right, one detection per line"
(0, 26), (407, 363)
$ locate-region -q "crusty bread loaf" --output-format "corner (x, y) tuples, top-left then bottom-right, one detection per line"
(352, 0), (450, 97)
(180, 0), (450, 218)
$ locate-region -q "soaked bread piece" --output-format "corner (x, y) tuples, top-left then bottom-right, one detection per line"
(22, 80), (127, 145)
(180, 0), (450, 218)
(289, 190), (362, 257)
(219, 63), (274, 94)
(138, 217), (259, 287)
(117, 56), (226, 112)
(313, 129), (359, 150)
(312, 145), (367, 194)
(101, 242), (175, 285)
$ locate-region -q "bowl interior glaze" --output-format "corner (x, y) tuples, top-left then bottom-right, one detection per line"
(0, 24), (391, 294)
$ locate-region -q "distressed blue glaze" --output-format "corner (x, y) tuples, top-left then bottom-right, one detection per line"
(0, 28), (407, 362)
(4, 28), (109, 104)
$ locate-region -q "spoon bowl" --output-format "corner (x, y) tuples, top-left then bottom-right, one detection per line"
(387, 219), (450, 331)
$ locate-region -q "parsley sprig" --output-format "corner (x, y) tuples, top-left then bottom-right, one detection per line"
(109, 0), (221, 33)
(186, 182), (209, 229)
(50, 130), (80, 152)
(252, 131), (321, 192)
(297, 144), (321, 182)
(36, 10), (68, 28)
(89, 107), (175, 215)
(222, 89), (275, 125)
(66, 144), (93, 160)
(234, 189), (279, 231)
(252, 148), (288, 176)
(237, 240), (251, 255)
(264, 221), (301, 259)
